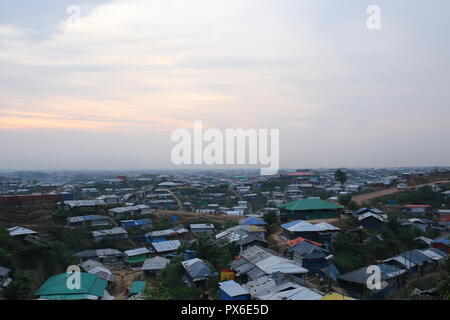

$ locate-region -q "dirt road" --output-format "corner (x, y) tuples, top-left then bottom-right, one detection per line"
(353, 187), (400, 205)
(353, 180), (450, 205)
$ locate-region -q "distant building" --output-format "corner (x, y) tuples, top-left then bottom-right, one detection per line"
(190, 223), (215, 235)
(75, 248), (123, 264)
(96, 195), (122, 205)
(108, 205), (151, 217)
(67, 215), (111, 228)
(151, 240), (181, 255)
(63, 200), (106, 212)
(124, 247), (152, 268)
(92, 227), (128, 241)
(120, 218), (153, 230)
(402, 205), (431, 215)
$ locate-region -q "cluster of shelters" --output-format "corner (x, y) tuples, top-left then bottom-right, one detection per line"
(221, 246), (327, 301)
(281, 220), (341, 245)
(338, 248), (447, 299)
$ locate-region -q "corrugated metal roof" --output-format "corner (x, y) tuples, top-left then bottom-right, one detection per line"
(378, 264), (407, 278)
(0, 266), (11, 277)
(80, 260), (115, 282)
(92, 227), (127, 237)
(418, 249), (447, 261)
(255, 256), (308, 275)
(258, 286), (323, 300)
(181, 258), (212, 280)
(247, 266), (266, 280)
(151, 240), (181, 252)
(125, 247), (150, 257)
(290, 241), (324, 255)
(147, 229), (176, 237)
(282, 221), (323, 232)
(65, 200), (105, 207)
(243, 275), (276, 295)
(339, 266), (390, 284)
(219, 280), (249, 297)
(314, 222), (341, 231)
(190, 223), (214, 229)
(237, 246), (308, 277)
(96, 248), (122, 257)
(8, 226), (37, 237)
(109, 205), (149, 214)
(141, 256), (170, 271)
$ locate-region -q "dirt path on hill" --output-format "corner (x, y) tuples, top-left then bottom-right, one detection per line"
(167, 189), (183, 211)
(267, 225), (285, 254)
(112, 269), (144, 300)
(153, 210), (241, 225)
(353, 188), (400, 205)
(353, 180), (450, 205)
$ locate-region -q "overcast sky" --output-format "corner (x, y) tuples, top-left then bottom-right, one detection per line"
(0, 0), (449, 170)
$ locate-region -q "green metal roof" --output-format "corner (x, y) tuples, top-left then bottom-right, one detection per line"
(130, 281), (147, 295)
(127, 255), (148, 264)
(39, 294), (89, 300)
(35, 272), (107, 299)
(282, 198), (343, 211)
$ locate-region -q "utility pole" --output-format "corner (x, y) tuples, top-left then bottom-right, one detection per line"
(203, 273), (209, 300)
(325, 254), (334, 293)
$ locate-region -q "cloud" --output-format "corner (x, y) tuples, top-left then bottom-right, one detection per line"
(0, 0), (449, 169)
(0, 25), (22, 37)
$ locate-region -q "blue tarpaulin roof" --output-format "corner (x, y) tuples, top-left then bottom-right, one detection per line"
(281, 220), (301, 229)
(136, 219), (152, 226)
(239, 217), (267, 226)
(120, 220), (136, 228)
(121, 219), (152, 228)
(433, 237), (450, 245)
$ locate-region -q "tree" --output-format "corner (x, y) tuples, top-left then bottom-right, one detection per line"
(337, 194), (352, 207)
(347, 201), (360, 212)
(437, 276), (450, 300)
(263, 211), (277, 226)
(4, 270), (34, 300)
(224, 220), (238, 229)
(335, 169), (348, 185)
(144, 258), (202, 300)
(332, 233), (368, 273)
(193, 233), (234, 270)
